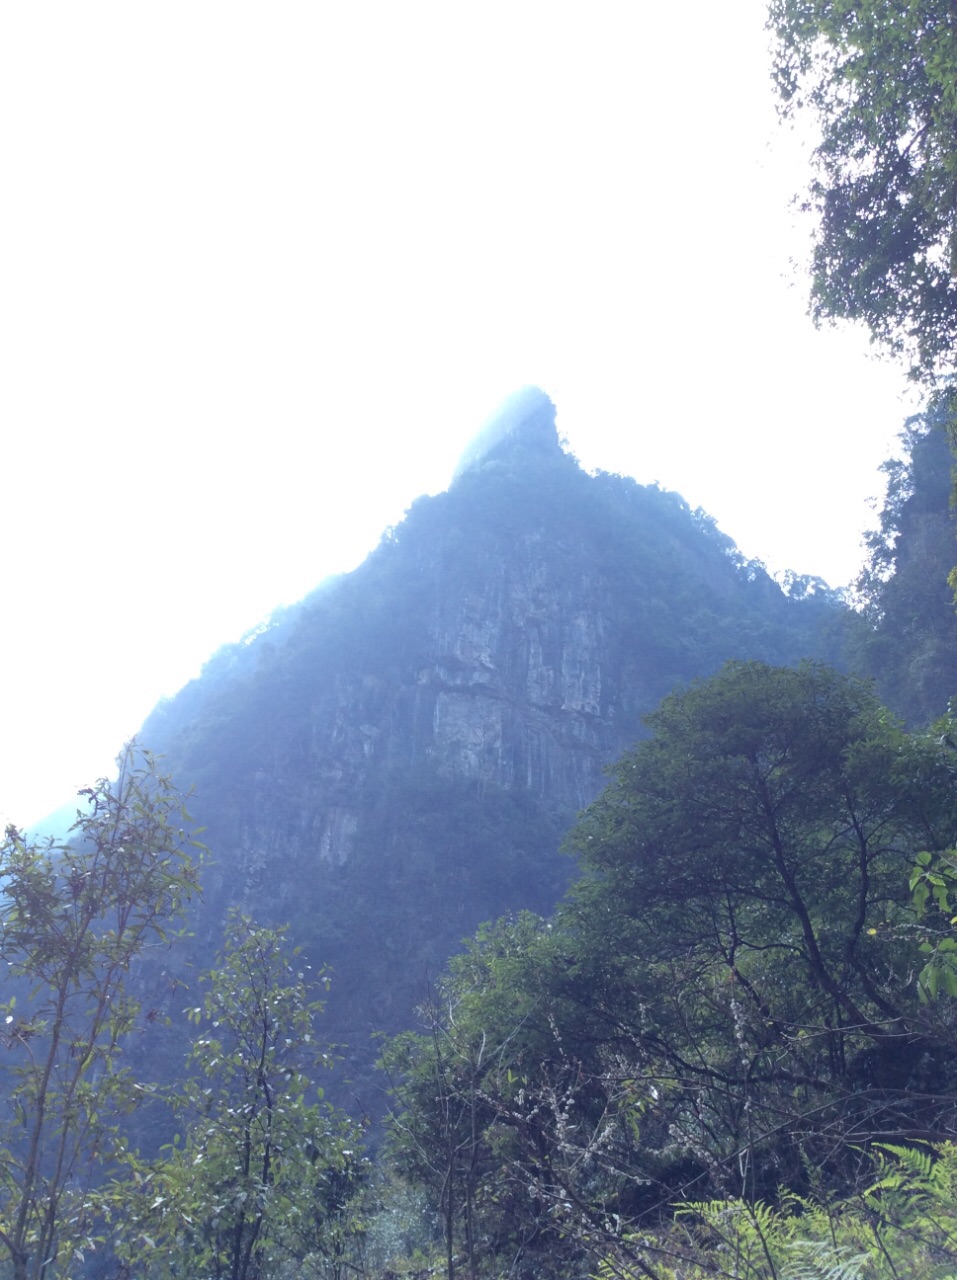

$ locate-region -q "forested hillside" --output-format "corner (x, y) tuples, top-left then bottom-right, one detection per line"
(3, 407), (956, 1280)
(5, 1), (957, 1271)
(850, 413), (957, 724)
(133, 390), (843, 1086)
(3, 411), (957, 1278)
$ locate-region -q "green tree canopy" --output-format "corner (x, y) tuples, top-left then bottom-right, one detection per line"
(119, 912), (365, 1280)
(769, 0), (957, 382)
(0, 747), (201, 1280)
(562, 663), (957, 1187)
(380, 663), (957, 1279)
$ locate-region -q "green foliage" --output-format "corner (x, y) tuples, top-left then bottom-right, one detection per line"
(909, 843), (957, 1003)
(769, 0), (957, 383)
(0, 746), (202, 1280)
(379, 664), (957, 1278)
(379, 913), (619, 1280)
(849, 413), (957, 724)
(357, 1173), (444, 1279)
(594, 1143), (957, 1280)
(115, 912), (366, 1280)
(561, 662), (957, 1189)
(378, 916), (536, 1280)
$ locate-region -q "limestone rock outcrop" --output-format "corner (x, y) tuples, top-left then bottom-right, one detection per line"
(139, 391), (840, 1082)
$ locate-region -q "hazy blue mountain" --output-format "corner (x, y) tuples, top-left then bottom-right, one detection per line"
(137, 389), (844, 1103)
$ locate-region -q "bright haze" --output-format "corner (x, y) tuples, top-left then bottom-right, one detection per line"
(1, 2), (913, 827)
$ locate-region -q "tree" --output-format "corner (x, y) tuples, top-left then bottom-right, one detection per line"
(380, 916), (654, 1280)
(0, 746), (201, 1280)
(120, 911), (365, 1280)
(380, 664), (957, 1269)
(563, 662), (957, 1193)
(380, 1019), (488, 1280)
(381, 670), (957, 1269)
(769, 0), (957, 383)
(379, 916), (552, 1280)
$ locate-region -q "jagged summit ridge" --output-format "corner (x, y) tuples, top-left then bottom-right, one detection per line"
(452, 386), (559, 479)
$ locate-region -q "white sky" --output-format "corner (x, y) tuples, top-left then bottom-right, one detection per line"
(1, 2), (916, 828)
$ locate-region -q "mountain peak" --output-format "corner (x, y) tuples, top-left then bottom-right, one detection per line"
(452, 385), (559, 479)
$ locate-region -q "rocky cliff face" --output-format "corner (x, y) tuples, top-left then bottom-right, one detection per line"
(140, 390), (843, 1090)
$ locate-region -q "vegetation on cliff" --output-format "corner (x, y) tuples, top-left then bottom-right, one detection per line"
(9, 0), (957, 1273)
(132, 414), (845, 1109)
(376, 662), (957, 1277)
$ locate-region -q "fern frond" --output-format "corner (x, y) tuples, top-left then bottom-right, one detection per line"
(872, 1142), (936, 1185)
(783, 1240), (869, 1280)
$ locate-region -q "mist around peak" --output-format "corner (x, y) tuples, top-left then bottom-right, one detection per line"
(452, 386), (559, 480)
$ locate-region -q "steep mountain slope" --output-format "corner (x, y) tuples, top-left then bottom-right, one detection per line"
(139, 390), (843, 1095)
(850, 415), (957, 725)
